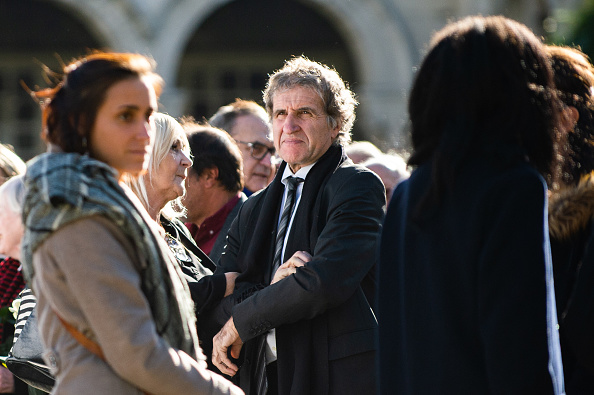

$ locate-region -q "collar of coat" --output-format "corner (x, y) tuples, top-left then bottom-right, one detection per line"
(549, 172), (594, 241)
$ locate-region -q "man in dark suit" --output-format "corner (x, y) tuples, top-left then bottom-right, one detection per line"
(182, 123), (248, 266)
(211, 56), (385, 395)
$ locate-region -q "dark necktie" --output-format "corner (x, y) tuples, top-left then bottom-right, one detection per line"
(271, 176), (304, 278)
(255, 176), (304, 395)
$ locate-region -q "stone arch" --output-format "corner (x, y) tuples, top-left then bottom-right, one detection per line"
(152, 0), (232, 85)
(51, 0), (148, 52)
(0, 0), (105, 158)
(155, 0), (416, 147)
(308, 0), (417, 147)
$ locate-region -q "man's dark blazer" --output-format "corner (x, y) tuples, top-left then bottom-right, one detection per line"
(209, 192), (247, 265)
(216, 144), (385, 394)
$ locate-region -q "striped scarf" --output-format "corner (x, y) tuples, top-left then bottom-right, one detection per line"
(21, 152), (200, 360)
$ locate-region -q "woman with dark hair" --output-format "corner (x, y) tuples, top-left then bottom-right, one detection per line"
(378, 16), (565, 394)
(547, 44), (594, 393)
(20, 52), (242, 394)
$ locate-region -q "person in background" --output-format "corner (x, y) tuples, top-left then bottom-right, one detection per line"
(361, 153), (410, 206)
(125, 112), (238, 314)
(181, 121), (247, 265)
(211, 56), (384, 395)
(345, 140), (382, 164)
(0, 145), (25, 187)
(547, 44), (594, 394)
(21, 51), (242, 394)
(378, 16), (565, 394)
(0, 175), (28, 394)
(209, 100), (276, 196)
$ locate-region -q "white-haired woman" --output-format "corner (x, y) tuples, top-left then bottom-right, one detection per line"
(126, 112), (238, 314)
(0, 175), (30, 394)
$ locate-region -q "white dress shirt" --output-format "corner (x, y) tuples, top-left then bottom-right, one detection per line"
(266, 162), (315, 364)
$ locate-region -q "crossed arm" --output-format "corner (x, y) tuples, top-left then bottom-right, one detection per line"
(211, 170), (383, 376)
(212, 251), (312, 376)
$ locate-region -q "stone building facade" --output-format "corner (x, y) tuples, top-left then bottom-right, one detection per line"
(0, 0), (578, 159)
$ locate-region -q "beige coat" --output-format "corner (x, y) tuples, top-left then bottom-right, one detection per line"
(32, 215), (242, 395)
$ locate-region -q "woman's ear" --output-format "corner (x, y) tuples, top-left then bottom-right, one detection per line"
(567, 105), (579, 125)
(202, 166), (220, 188)
(560, 105), (579, 133)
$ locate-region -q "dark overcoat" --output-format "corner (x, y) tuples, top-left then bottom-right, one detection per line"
(378, 153), (563, 394)
(217, 144), (385, 394)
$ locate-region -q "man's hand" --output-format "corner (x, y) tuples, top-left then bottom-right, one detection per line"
(271, 250), (312, 284)
(224, 272), (240, 297)
(212, 317), (243, 376)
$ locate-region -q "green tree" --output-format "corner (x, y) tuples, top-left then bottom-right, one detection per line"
(553, 0), (594, 60)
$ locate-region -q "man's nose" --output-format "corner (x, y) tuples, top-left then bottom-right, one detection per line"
(259, 150), (273, 165)
(283, 113), (300, 134)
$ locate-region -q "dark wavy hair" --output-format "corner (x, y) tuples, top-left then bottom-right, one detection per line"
(548, 45), (594, 187)
(407, 15), (562, 212)
(32, 51), (163, 154)
(182, 121), (244, 193)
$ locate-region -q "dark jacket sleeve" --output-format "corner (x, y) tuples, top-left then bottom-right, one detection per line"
(187, 274), (227, 315)
(232, 169), (384, 341)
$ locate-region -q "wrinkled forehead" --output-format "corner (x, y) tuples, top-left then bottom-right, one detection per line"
(272, 83), (324, 105)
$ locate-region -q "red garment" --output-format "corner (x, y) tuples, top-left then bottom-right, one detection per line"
(0, 257), (25, 344)
(0, 257), (24, 308)
(186, 194), (241, 255)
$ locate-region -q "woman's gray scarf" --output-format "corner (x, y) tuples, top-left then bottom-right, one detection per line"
(21, 152), (201, 360)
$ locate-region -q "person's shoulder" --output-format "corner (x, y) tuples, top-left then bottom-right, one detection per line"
(46, 215), (126, 243)
(233, 184), (271, 223)
(490, 162), (546, 193)
(330, 160), (383, 188)
(242, 184), (269, 205)
(463, 161), (547, 215)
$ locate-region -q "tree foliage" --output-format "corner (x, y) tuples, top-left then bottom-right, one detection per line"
(564, 0), (594, 60)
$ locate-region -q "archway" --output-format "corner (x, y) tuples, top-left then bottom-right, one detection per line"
(176, 0), (362, 137)
(0, 0), (103, 159)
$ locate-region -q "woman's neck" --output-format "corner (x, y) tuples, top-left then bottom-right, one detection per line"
(144, 186), (167, 223)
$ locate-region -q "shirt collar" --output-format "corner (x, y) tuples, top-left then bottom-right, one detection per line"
(281, 162), (315, 186)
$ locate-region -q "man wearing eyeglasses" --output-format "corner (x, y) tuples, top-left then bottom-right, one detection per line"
(210, 100), (276, 196)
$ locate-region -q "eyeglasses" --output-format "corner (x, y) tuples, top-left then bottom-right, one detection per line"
(237, 141), (276, 160)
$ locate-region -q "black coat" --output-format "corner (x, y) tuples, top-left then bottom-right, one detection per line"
(378, 155), (563, 394)
(209, 193), (247, 265)
(549, 174), (594, 394)
(161, 217), (226, 314)
(217, 145), (385, 394)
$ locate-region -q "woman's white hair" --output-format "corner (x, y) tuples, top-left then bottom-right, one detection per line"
(126, 112), (190, 220)
(0, 174), (25, 215)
